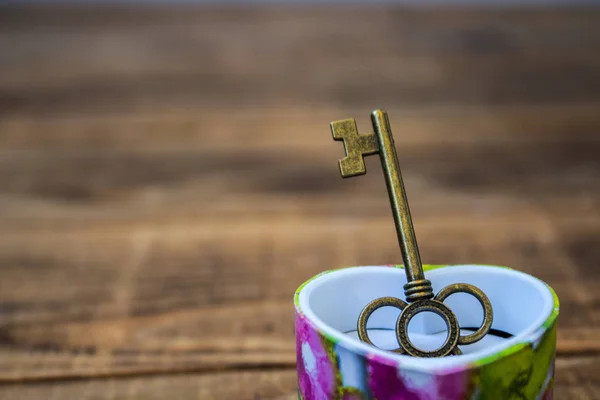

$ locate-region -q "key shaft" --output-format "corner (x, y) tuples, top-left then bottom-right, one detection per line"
(371, 110), (424, 284)
(331, 109), (434, 301)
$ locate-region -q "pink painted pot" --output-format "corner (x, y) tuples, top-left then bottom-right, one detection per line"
(294, 264), (559, 400)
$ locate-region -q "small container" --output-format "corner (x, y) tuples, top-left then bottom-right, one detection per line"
(294, 264), (559, 400)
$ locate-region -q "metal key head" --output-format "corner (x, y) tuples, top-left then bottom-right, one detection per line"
(331, 118), (379, 177)
(357, 281), (494, 358)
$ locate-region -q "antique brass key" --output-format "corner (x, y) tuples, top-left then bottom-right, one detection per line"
(331, 109), (493, 358)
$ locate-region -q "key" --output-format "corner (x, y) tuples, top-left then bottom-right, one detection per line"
(331, 109), (493, 358)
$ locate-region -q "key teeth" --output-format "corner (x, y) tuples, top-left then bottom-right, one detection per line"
(331, 118), (357, 140)
(339, 158), (366, 177)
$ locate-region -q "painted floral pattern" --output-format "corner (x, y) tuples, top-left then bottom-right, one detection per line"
(435, 368), (473, 400)
(366, 354), (472, 400)
(296, 313), (338, 400)
(366, 354), (421, 399)
(341, 388), (367, 400)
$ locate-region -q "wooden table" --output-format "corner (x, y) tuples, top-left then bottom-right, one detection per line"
(0, 5), (599, 399)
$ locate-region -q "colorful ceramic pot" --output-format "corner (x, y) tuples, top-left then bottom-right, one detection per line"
(294, 265), (559, 400)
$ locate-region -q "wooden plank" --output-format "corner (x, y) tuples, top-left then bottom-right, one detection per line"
(0, 121), (596, 225)
(0, 213), (597, 380)
(0, 105), (598, 151)
(0, 356), (599, 399)
(0, 298), (599, 382)
(1, 7), (600, 117)
(0, 369), (300, 400)
(0, 217), (567, 323)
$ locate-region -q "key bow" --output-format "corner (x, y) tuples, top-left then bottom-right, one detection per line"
(357, 280), (493, 357)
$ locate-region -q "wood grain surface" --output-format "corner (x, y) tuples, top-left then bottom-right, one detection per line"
(0, 4), (599, 399)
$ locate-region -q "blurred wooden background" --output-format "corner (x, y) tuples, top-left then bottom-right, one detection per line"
(0, 5), (599, 399)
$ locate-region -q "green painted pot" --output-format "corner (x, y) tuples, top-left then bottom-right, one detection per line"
(294, 264), (559, 400)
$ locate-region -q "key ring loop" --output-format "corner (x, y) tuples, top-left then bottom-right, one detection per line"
(434, 283), (493, 345)
(395, 299), (461, 358)
(357, 296), (408, 354)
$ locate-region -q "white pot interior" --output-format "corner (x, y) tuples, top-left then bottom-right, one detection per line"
(299, 265), (554, 368)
